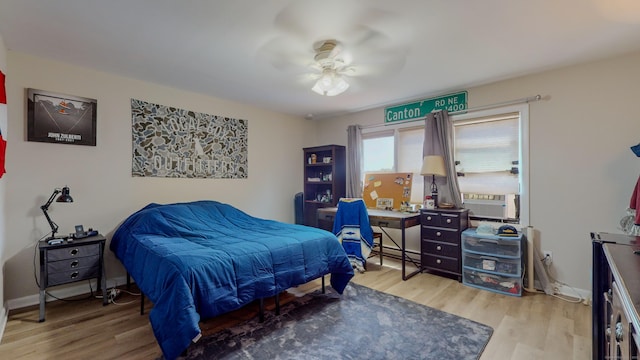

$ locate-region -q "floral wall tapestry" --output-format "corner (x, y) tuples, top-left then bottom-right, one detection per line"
(131, 99), (248, 178)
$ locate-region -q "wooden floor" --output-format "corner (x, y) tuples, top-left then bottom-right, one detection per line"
(0, 260), (591, 359)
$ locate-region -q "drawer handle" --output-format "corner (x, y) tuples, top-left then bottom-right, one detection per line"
(446, 218), (452, 224)
(436, 231), (442, 237)
(436, 259), (442, 264)
(436, 245), (442, 251)
(480, 256), (500, 262)
(615, 322), (624, 342)
(478, 239), (499, 244)
(426, 216), (432, 221)
(70, 248), (79, 256)
(70, 271), (79, 279)
(70, 260), (79, 268)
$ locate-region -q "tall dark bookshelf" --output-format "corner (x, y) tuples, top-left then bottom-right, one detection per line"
(303, 145), (346, 227)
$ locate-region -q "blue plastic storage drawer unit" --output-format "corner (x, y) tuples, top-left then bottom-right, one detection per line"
(461, 228), (524, 296)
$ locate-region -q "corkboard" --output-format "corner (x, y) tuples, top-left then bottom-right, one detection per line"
(362, 172), (413, 210)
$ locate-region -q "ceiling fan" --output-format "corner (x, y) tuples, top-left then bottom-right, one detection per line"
(309, 39), (352, 96)
(257, 1), (411, 97)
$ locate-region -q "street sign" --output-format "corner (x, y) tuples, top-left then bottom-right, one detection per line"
(384, 91), (467, 123)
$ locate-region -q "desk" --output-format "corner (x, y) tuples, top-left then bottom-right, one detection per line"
(317, 207), (421, 280)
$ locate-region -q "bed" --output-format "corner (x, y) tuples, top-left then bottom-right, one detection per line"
(110, 200), (354, 359)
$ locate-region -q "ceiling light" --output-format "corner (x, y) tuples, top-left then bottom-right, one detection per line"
(311, 68), (349, 96)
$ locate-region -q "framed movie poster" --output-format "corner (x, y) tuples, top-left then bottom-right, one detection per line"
(27, 88), (97, 146)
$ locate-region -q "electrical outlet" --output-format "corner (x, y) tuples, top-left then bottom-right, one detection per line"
(543, 250), (553, 266)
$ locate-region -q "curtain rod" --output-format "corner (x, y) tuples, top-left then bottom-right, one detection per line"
(358, 94), (542, 130)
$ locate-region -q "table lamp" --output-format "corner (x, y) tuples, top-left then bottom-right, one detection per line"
(41, 186), (73, 240)
(420, 155), (446, 207)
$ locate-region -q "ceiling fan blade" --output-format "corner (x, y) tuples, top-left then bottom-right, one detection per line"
(296, 72), (321, 84)
(351, 7), (412, 47)
(347, 57), (406, 77)
(262, 1), (412, 87)
(256, 36), (314, 73)
(274, 0), (367, 42)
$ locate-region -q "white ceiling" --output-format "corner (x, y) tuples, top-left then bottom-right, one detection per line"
(1, 0), (640, 120)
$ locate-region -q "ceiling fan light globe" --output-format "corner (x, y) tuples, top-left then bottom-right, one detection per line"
(320, 73), (334, 88)
(311, 82), (325, 95)
(311, 72), (349, 96)
(326, 77), (349, 96)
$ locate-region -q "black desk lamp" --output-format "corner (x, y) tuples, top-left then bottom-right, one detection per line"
(41, 186), (73, 240)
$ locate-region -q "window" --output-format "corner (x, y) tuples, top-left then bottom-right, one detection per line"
(454, 112), (520, 194)
(362, 132), (394, 173)
(362, 127), (425, 204)
(360, 103), (529, 225)
(452, 104), (528, 224)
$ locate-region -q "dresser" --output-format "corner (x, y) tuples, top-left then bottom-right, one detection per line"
(39, 235), (107, 322)
(461, 228), (524, 296)
(592, 232), (640, 360)
(420, 208), (469, 281)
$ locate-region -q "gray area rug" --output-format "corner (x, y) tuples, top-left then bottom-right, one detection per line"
(176, 283), (493, 360)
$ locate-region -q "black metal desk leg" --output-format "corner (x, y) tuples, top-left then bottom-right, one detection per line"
(402, 218), (406, 280)
(401, 218), (422, 281)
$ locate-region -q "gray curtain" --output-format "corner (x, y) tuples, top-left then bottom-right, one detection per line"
(346, 125), (363, 198)
(423, 110), (463, 208)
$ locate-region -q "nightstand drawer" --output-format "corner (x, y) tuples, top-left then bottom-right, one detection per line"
(47, 244), (100, 261)
(422, 227), (459, 244)
(422, 254), (459, 273)
(423, 241), (458, 258)
(421, 211), (461, 229)
(47, 266), (100, 286)
(47, 255), (100, 273)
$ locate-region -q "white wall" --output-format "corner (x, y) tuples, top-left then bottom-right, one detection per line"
(3, 51), (316, 302)
(315, 51), (640, 293)
(0, 32), (8, 338)
(4, 49), (639, 307)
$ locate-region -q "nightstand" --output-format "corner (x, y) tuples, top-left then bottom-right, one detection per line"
(38, 234), (107, 322)
(420, 208), (469, 281)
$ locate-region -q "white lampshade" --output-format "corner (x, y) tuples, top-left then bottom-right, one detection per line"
(311, 69), (349, 96)
(420, 155), (446, 177)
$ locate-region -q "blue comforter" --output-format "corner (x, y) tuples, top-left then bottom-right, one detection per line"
(110, 201), (354, 359)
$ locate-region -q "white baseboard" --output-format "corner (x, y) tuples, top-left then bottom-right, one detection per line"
(6, 275), (129, 311)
